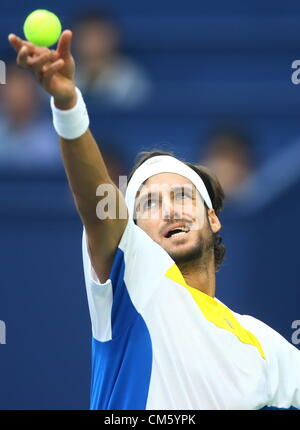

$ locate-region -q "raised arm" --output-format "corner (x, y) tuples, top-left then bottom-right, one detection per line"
(8, 30), (128, 283)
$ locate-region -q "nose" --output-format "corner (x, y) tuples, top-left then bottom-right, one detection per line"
(162, 197), (181, 220)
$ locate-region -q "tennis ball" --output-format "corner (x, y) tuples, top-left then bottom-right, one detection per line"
(23, 9), (62, 47)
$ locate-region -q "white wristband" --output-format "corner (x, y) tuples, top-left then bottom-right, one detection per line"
(50, 87), (90, 140)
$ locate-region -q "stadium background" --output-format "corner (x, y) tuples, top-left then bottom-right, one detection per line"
(0, 0), (300, 409)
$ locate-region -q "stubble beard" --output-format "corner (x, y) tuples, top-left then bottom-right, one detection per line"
(167, 228), (214, 268)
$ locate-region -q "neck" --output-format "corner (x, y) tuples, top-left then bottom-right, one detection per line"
(177, 251), (216, 298)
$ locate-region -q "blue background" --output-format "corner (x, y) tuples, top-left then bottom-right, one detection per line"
(0, 0), (300, 409)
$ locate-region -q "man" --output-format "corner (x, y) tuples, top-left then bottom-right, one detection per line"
(72, 10), (151, 108)
(0, 63), (60, 169)
(8, 30), (300, 410)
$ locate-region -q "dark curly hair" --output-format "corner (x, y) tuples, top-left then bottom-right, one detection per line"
(128, 150), (226, 272)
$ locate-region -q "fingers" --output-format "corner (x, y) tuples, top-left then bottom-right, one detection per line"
(16, 44), (56, 70)
(27, 51), (58, 72)
(42, 59), (65, 85)
(8, 33), (23, 52)
(7, 34), (35, 53)
(16, 45), (35, 68)
(8, 34), (35, 53)
(57, 30), (72, 59)
(9, 33), (51, 59)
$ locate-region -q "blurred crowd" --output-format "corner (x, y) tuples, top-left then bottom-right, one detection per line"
(73, 11), (151, 108)
(0, 9), (151, 174)
(0, 64), (60, 170)
(1, 6), (299, 214)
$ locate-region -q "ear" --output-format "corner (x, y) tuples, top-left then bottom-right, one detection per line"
(207, 209), (221, 233)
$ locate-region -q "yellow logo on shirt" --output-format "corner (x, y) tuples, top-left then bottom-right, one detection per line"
(165, 264), (266, 360)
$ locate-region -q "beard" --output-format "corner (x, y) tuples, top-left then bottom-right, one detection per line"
(167, 229), (214, 266)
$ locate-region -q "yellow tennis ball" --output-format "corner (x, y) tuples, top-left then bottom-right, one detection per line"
(23, 9), (62, 47)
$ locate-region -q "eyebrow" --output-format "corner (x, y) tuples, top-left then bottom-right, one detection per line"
(136, 185), (194, 205)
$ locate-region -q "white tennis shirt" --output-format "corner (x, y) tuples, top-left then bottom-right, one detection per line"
(82, 217), (300, 410)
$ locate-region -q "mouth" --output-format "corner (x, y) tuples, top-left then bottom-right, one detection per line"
(164, 225), (190, 239)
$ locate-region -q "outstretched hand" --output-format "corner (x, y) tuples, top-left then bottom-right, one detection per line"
(8, 30), (76, 108)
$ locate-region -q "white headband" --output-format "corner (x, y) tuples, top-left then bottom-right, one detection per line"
(125, 155), (213, 218)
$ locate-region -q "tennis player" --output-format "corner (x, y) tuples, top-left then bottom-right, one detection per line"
(9, 30), (300, 410)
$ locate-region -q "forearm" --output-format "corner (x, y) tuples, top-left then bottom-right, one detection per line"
(59, 128), (114, 223)
(54, 93), (121, 226)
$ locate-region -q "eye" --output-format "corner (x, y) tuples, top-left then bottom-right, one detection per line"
(175, 190), (191, 199)
(143, 197), (157, 210)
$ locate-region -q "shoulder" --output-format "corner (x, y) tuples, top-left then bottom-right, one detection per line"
(231, 310), (295, 355)
(82, 217), (173, 284)
(215, 297), (285, 349)
(233, 313), (276, 337)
